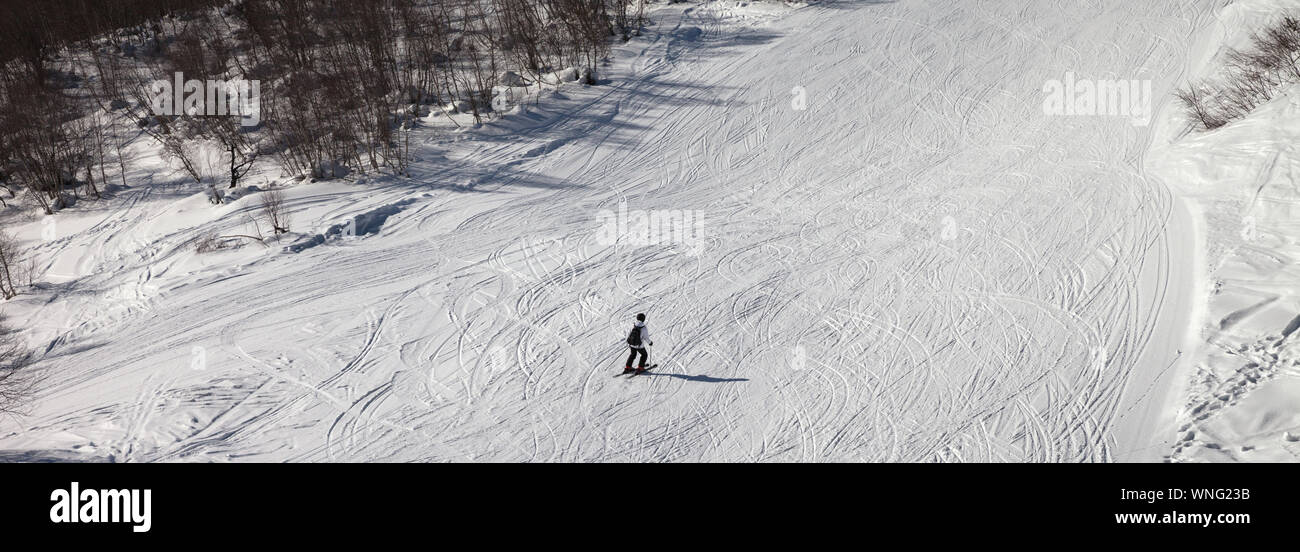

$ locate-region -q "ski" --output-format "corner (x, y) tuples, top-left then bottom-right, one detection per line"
(628, 364), (658, 377)
(614, 364), (657, 377)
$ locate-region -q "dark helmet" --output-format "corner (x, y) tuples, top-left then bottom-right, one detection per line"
(636, 313), (646, 322)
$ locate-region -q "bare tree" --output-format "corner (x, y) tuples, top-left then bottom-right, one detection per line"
(1175, 85), (1222, 130)
(260, 188), (291, 235)
(2, 82), (81, 214)
(0, 319), (37, 417)
(0, 231), (26, 299)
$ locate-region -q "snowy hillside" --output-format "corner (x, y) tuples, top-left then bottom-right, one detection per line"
(1148, 0), (1300, 462)
(1, 0), (1284, 463)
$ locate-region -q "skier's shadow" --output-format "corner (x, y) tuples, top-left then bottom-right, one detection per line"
(646, 373), (748, 383)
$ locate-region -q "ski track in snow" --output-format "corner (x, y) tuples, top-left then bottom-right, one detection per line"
(0, 0), (1218, 462)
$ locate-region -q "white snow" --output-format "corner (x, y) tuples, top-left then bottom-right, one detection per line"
(0, 0), (1251, 462)
(1147, 0), (1300, 462)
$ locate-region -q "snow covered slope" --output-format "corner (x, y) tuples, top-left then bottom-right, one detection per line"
(0, 0), (1222, 462)
(1148, 0), (1300, 462)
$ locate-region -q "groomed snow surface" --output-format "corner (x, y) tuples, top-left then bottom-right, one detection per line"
(3, 0), (1288, 463)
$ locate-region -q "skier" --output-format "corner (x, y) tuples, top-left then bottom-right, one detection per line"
(623, 313), (653, 375)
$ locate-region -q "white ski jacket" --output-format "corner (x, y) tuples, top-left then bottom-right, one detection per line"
(632, 321), (651, 349)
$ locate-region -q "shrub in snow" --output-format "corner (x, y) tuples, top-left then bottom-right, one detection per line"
(206, 184), (223, 205)
(1178, 14), (1300, 130)
(192, 232), (224, 253)
(0, 232), (26, 299)
(0, 315), (35, 416)
(261, 188), (291, 235)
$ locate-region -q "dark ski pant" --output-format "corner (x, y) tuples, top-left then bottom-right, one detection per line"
(626, 347), (648, 368)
